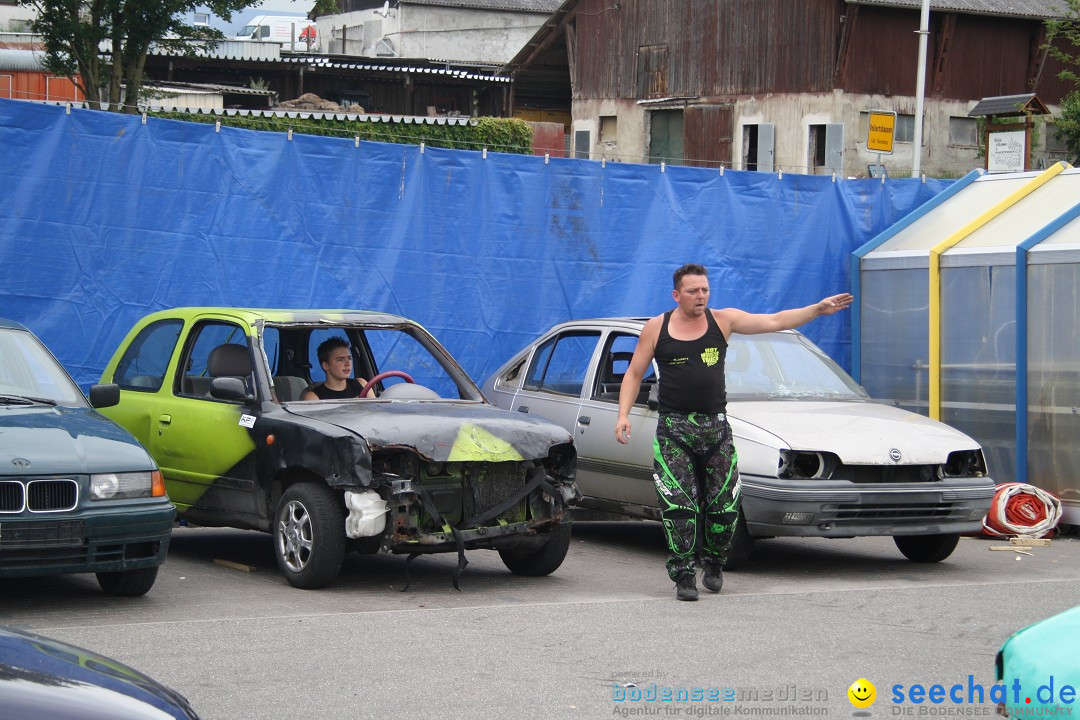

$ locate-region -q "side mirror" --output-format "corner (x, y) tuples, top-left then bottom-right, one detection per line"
(88, 383), (120, 409)
(210, 377), (254, 403)
(647, 384), (659, 410)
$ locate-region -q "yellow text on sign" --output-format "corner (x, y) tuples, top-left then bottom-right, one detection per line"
(867, 112), (896, 153)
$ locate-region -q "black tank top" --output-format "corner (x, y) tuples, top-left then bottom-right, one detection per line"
(309, 378), (363, 400)
(654, 309), (728, 414)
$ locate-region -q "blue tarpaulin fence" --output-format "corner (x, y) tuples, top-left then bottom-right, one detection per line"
(0, 99), (950, 388)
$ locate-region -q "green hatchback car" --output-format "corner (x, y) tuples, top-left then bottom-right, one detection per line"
(97, 308), (577, 590)
(0, 318), (174, 596)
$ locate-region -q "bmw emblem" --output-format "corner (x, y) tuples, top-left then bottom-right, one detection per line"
(11, 457), (31, 470)
(889, 448), (902, 462)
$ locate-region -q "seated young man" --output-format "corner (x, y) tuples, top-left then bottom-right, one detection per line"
(301, 336), (371, 400)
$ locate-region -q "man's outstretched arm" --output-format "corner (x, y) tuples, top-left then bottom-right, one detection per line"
(723, 293), (852, 336)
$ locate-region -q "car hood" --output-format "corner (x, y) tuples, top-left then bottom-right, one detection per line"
(0, 405), (153, 475)
(728, 400), (979, 464)
(0, 626), (198, 719)
(285, 401), (574, 463)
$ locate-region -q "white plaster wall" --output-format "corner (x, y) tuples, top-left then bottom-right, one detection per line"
(574, 97), (649, 163)
(397, 7), (552, 64)
(316, 6), (549, 64)
(570, 91), (1052, 178)
(0, 5), (36, 32)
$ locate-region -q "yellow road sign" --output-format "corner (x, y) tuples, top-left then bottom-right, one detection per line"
(867, 110), (896, 154)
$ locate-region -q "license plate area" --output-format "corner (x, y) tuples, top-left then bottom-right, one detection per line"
(0, 520), (86, 548)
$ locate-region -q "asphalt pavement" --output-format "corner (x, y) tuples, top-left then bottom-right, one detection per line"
(2, 520), (1078, 720)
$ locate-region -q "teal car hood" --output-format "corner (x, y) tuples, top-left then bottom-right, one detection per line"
(283, 401), (573, 463)
(0, 405), (154, 475)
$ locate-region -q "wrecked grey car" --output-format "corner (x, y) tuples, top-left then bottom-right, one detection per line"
(97, 308), (577, 589)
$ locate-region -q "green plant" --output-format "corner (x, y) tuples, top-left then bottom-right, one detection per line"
(1045, 0), (1080, 162)
(147, 110), (535, 154)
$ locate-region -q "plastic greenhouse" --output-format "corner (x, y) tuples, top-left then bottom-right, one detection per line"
(853, 162), (1079, 525)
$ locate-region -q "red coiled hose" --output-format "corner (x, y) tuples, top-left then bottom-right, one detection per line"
(982, 482), (1062, 538)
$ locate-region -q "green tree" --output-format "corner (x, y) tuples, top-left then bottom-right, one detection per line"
(1046, 0), (1080, 162)
(21, 0), (261, 113)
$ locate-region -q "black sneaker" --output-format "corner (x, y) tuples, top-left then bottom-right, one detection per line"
(675, 575), (698, 601)
(702, 566), (723, 593)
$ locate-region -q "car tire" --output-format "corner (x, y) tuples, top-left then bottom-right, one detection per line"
(96, 567), (159, 597)
(893, 533), (960, 563)
(274, 483), (346, 589)
(722, 514), (755, 570)
(498, 520), (572, 576)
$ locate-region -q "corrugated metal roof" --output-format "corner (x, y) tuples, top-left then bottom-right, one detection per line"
(168, 107), (475, 125)
(149, 40), (284, 61)
(144, 43), (511, 82)
(148, 81), (277, 97)
(0, 48), (47, 72)
(280, 55), (512, 81)
(403, 0), (561, 11)
(846, 0), (1069, 19)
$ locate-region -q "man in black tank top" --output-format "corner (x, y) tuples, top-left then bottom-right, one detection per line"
(301, 336), (371, 401)
(614, 263), (852, 600)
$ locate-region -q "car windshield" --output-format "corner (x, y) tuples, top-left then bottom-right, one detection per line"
(264, 322), (484, 401)
(0, 327), (87, 407)
(726, 333), (869, 401)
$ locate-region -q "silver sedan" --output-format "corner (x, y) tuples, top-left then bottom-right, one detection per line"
(482, 318), (996, 566)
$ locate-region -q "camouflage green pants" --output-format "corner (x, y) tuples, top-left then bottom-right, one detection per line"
(653, 412), (741, 581)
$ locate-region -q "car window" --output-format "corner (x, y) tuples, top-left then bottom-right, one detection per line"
(524, 331), (600, 397)
(726, 333), (868, 400)
(178, 322), (251, 398)
(361, 326), (461, 399)
(0, 327), (86, 406)
(113, 319), (183, 392)
(591, 332), (656, 404)
(496, 357), (527, 389)
(306, 328), (345, 383)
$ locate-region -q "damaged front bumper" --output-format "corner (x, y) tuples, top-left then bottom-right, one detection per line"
(383, 463), (577, 554)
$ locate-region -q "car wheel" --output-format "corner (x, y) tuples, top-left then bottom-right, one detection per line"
(96, 567), (159, 597)
(274, 484), (346, 589)
(722, 514), (755, 570)
(499, 520), (572, 576)
(893, 533), (960, 563)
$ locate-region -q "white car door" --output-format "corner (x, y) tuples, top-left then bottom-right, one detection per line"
(503, 328), (599, 450)
(571, 330), (659, 510)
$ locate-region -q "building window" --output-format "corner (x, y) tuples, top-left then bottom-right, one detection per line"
(949, 117), (977, 147)
(600, 116), (617, 143)
(896, 114), (925, 143)
(808, 123), (843, 175)
(742, 123), (774, 172)
(574, 130), (591, 160)
(193, 13), (210, 26)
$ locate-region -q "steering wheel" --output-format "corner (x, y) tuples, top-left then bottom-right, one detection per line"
(360, 371), (414, 398)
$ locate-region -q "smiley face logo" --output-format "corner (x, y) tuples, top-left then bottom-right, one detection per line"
(847, 678), (876, 708)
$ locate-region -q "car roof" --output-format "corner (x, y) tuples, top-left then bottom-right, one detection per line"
(549, 317), (797, 334)
(135, 307), (415, 326)
(0, 317), (29, 331)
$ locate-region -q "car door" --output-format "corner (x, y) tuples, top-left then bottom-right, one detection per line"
(148, 319), (259, 518)
(504, 328), (599, 461)
(573, 330), (660, 510)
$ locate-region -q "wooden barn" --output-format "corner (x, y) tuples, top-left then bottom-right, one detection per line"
(507, 0), (1074, 177)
